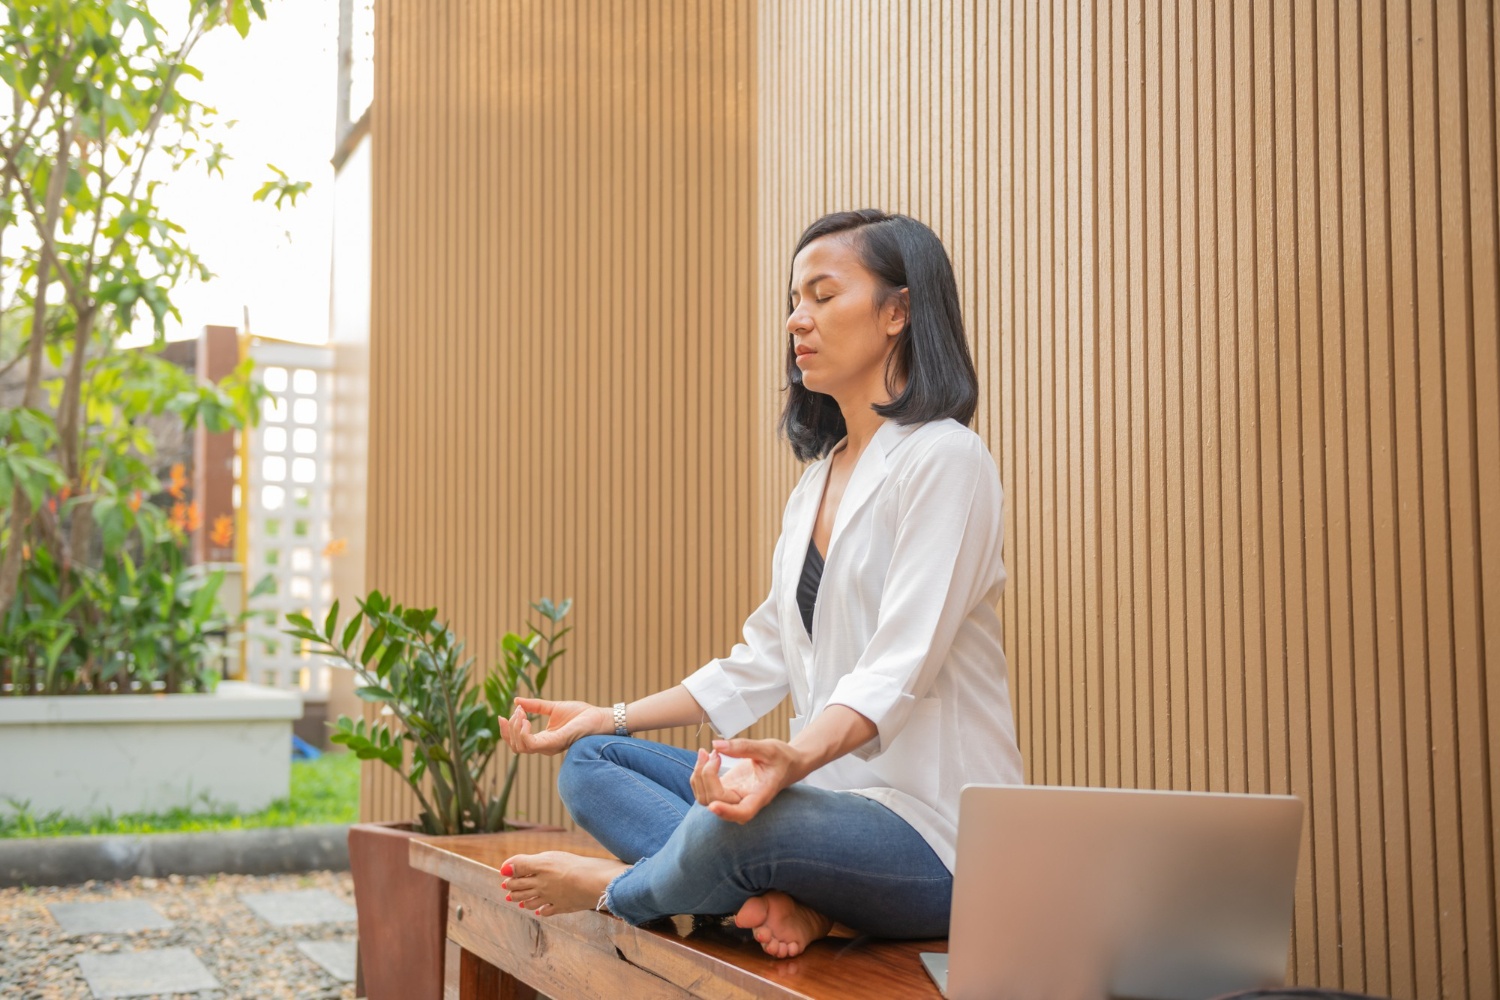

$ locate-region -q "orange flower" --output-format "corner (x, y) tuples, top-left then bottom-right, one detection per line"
(128, 491), (143, 513)
(168, 463), (188, 500)
(322, 538), (348, 558)
(21, 544), (30, 560)
(211, 515), (234, 548)
(186, 501), (202, 533)
(46, 496), (57, 514)
(170, 500), (189, 531)
(59, 483), (72, 502)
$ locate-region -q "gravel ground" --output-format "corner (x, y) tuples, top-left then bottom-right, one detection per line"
(0, 871), (357, 1000)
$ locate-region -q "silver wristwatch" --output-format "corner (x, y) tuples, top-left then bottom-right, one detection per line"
(612, 701), (629, 737)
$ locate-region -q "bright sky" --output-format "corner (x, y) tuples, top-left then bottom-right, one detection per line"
(122, 0), (340, 348)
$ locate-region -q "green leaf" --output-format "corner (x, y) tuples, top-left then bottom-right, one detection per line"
(360, 623), (387, 666)
(377, 641), (403, 677)
(323, 599), (340, 640)
(340, 611), (364, 651)
(229, 0), (251, 37)
(355, 685), (395, 703)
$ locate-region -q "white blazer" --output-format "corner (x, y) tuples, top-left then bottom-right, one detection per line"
(682, 416), (1025, 871)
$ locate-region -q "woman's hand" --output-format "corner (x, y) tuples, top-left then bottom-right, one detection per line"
(689, 737), (805, 824)
(499, 697), (610, 756)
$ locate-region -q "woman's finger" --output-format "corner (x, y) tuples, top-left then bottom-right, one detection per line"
(712, 737), (782, 764)
(500, 712), (518, 755)
(700, 750), (731, 802)
(711, 737), (764, 759)
(508, 705), (527, 753)
(711, 782), (770, 824)
(690, 748), (709, 804)
(515, 697), (550, 716)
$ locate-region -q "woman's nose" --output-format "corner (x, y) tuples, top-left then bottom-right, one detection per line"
(786, 307), (812, 335)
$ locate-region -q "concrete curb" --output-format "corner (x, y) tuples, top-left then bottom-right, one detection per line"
(0, 824), (351, 888)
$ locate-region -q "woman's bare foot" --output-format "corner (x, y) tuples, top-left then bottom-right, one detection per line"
(500, 851), (628, 917)
(732, 891), (834, 958)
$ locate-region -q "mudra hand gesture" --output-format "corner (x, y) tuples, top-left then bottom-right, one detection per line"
(499, 697), (609, 756)
(690, 737), (801, 824)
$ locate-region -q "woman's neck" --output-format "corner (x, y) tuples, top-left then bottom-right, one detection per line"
(837, 407), (885, 460)
(833, 370), (906, 461)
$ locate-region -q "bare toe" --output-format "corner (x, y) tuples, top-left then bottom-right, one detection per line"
(498, 851), (627, 916)
(733, 895), (770, 929)
(733, 891), (832, 959)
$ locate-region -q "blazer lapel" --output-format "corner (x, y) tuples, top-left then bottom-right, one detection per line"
(779, 463), (826, 710)
(827, 418), (918, 557)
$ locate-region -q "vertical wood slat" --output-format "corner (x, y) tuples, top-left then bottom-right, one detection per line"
(748, 2), (1496, 996)
(363, 3), (1497, 997)
(366, 0), (762, 831)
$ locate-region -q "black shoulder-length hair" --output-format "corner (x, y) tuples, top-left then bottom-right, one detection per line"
(778, 209), (979, 462)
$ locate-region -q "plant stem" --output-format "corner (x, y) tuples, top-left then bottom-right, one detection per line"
(419, 627), (481, 833)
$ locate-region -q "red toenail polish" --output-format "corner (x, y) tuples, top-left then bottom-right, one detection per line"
(505, 894), (512, 901)
(501, 863), (514, 876)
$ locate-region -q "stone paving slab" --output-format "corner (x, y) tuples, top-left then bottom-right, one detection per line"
(296, 939), (358, 982)
(75, 946), (221, 998)
(238, 888), (357, 927)
(4, 871), (356, 999)
(46, 899), (174, 936)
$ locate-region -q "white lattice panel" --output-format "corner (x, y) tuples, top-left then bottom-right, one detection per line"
(240, 340), (336, 700)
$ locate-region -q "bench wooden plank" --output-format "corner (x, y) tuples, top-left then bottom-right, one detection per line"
(444, 936), (532, 1000)
(448, 888), (702, 998)
(411, 831), (946, 1000)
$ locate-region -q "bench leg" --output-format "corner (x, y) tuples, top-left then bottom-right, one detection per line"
(444, 938), (538, 1000)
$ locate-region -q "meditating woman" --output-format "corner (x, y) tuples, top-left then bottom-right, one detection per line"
(496, 209), (1025, 959)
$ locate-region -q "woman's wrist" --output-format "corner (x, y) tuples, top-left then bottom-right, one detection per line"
(591, 704), (616, 736)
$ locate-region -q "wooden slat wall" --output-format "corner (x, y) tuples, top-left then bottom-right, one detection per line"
(756, 1), (1496, 997)
(368, 0), (1497, 996)
(366, 0), (766, 831)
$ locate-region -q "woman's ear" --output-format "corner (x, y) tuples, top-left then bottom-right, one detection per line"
(885, 287), (910, 338)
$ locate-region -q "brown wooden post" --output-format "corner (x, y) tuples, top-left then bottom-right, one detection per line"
(193, 324), (239, 564)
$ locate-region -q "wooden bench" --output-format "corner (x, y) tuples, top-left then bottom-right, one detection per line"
(410, 830), (947, 999)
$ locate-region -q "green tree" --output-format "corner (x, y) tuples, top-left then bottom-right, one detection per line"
(0, 0), (305, 678)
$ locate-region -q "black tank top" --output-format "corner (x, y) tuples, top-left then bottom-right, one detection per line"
(797, 536), (824, 636)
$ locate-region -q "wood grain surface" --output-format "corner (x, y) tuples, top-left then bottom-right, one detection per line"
(412, 832), (946, 999)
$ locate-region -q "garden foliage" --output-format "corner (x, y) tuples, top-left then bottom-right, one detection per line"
(0, 1), (306, 692)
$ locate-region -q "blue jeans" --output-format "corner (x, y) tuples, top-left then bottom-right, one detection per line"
(557, 734), (952, 939)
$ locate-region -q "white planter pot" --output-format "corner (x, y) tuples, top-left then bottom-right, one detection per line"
(0, 681), (303, 817)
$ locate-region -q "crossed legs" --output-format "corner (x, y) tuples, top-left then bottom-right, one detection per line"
(500, 735), (952, 957)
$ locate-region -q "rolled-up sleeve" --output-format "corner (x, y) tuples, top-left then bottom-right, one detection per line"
(681, 528), (791, 737)
(825, 432), (1004, 759)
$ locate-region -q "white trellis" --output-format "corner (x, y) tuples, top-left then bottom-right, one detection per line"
(238, 339), (335, 699)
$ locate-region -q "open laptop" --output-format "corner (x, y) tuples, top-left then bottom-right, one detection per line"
(921, 785), (1303, 1000)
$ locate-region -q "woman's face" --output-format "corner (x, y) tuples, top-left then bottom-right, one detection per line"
(786, 235), (908, 402)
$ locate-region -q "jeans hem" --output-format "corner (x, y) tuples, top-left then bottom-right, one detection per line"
(601, 858), (641, 919)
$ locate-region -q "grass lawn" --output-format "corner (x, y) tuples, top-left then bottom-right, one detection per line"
(0, 752), (360, 839)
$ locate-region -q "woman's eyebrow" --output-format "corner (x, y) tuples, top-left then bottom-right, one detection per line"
(789, 273), (835, 295)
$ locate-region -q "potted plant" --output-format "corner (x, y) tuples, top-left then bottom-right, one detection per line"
(284, 591), (572, 1000)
